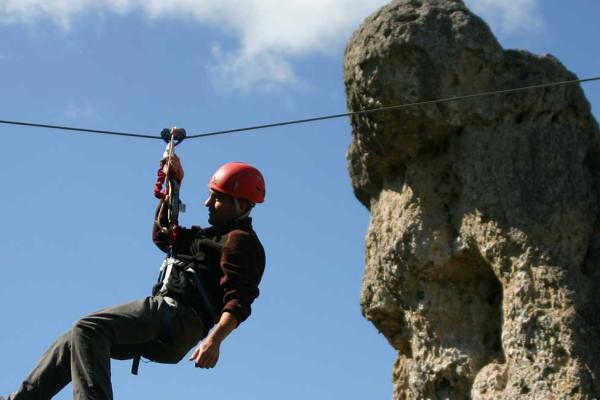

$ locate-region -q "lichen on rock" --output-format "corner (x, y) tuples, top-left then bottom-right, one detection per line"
(344, 0), (600, 398)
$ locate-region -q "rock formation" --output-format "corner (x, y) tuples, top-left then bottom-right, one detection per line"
(344, 0), (600, 398)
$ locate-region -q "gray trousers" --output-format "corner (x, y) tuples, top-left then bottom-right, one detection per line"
(8, 295), (206, 400)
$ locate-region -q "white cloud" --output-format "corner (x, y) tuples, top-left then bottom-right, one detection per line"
(0, 0), (388, 91)
(0, 0), (543, 91)
(0, 0), (92, 28)
(464, 0), (544, 37)
(207, 0), (393, 92)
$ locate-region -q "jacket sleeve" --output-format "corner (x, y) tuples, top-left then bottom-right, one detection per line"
(152, 202), (171, 252)
(219, 230), (265, 325)
(151, 201), (197, 255)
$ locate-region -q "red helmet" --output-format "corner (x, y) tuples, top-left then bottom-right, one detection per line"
(208, 162), (266, 204)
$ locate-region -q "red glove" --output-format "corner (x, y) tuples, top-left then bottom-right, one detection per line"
(154, 153), (184, 199)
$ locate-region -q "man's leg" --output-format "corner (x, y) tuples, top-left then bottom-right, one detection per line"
(69, 296), (174, 400)
(8, 331), (72, 400)
(8, 296), (175, 400)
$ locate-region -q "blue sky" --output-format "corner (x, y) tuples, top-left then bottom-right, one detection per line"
(1, 1), (599, 399)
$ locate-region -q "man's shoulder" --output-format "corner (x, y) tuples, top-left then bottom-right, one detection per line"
(225, 227), (264, 256)
(226, 228), (259, 245)
(227, 218), (260, 241)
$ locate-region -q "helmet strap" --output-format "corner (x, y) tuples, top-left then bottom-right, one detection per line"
(234, 198), (254, 220)
(234, 198), (242, 215)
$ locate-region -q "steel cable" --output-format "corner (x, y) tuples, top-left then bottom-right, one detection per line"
(1, 76), (599, 141)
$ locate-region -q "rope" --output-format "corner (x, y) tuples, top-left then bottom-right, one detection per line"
(1, 76), (599, 141)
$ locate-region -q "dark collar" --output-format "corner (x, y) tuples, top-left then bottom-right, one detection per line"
(204, 217), (253, 237)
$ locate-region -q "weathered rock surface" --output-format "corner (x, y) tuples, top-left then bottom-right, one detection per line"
(344, 0), (600, 398)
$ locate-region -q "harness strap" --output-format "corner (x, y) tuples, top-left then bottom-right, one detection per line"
(131, 355), (141, 375)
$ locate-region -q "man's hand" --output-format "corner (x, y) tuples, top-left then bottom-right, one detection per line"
(190, 338), (221, 368)
(189, 312), (238, 369)
(167, 153), (184, 182)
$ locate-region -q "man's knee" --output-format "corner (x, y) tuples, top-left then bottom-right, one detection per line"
(71, 315), (105, 339)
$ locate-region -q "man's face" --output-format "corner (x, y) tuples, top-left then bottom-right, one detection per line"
(204, 190), (239, 227)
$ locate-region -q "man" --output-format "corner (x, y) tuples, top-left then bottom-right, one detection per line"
(4, 160), (266, 400)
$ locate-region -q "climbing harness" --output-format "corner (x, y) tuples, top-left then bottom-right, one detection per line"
(132, 127), (186, 376)
(131, 130), (246, 376)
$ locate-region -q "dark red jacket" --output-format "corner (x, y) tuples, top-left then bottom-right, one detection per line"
(153, 212), (265, 327)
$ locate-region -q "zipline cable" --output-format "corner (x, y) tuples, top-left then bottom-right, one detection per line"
(187, 76), (600, 138)
(0, 119), (159, 140)
(1, 76), (599, 141)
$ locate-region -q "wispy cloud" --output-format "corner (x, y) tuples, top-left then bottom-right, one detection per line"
(0, 0), (389, 91)
(0, 0), (92, 28)
(65, 100), (97, 121)
(0, 0), (542, 91)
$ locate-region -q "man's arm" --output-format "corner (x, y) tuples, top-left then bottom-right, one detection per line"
(189, 229), (265, 369)
(152, 200), (171, 252)
(189, 312), (238, 368)
(152, 153), (185, 252)
(152, 199), (198, 255)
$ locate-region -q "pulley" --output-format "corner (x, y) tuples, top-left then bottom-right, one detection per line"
(161, 127), (186, 145)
